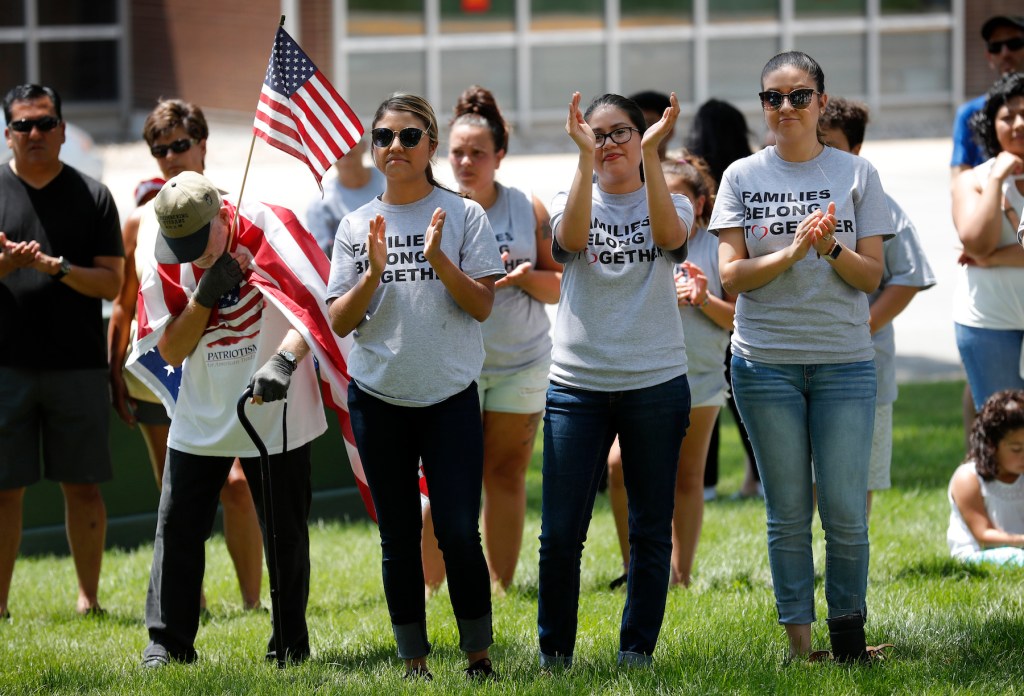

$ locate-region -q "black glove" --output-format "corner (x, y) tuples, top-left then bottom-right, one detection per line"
(250, 353), (296, 402)
(193, 253), (243, 308)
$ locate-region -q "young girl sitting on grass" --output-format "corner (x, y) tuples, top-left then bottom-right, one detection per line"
(948, 389), (1024, 567)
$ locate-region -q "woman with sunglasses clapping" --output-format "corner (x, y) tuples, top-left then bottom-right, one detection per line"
(327, 94), (505, 681)
(710, 51), (892, 663)
(537, 91), (693, 669)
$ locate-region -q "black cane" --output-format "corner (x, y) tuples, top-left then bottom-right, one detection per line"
(237, 387), (286, 668)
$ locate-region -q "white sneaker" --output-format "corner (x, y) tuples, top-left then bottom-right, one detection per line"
(703, 486), (717, 502)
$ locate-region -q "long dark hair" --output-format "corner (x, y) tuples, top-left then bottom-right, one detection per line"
(970, 72), (1024, 159)
(685, 99), (752, 185)
(584, 93), (647, 182)
(968, 389), (1024, 481)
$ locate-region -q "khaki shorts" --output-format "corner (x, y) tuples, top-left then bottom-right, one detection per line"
(867, 402), (893, 492)
(477, 362), (549, 414)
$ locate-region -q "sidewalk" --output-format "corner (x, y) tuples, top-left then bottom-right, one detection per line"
(98, 130), (964, 384)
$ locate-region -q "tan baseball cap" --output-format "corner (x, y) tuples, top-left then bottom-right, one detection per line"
(153, 171), (222, 263)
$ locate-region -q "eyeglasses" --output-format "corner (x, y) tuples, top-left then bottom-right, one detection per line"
(987, 37), (1024, 54)
(150, 138), (198, 158)
(371, 127), (425, 149)
(594, 127), (640, 147)
(8, 116), (61, 133)
(758, 88), (818, 111)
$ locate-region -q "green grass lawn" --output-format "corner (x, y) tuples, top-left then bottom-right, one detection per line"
(3, 380), (1023, 694)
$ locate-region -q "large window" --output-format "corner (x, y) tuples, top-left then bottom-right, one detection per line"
(880, 30), (951, 95)
(531, 45), (604, 110)
(795, 34), (867, 97)
(621, 41), (694, 101)
(349, 0), (425, 36)
(335, 0), (956, 131)
(531, 0), (603, 31)
(348, 52), (427, 119)
(0, 0), (123, 107)
(441, 0), (514, 34)
(441, 48), (517, 113)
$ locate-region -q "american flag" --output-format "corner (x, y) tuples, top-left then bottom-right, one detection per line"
(254, 26), (363, 186)
(127, 198), (375, 521)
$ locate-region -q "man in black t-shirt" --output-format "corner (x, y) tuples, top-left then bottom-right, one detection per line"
(0, 84), (124, 620)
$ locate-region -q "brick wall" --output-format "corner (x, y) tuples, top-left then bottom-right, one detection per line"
(132, 0), (283, 113)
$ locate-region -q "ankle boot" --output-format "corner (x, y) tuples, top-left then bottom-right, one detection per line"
(827, 614), (867, 663)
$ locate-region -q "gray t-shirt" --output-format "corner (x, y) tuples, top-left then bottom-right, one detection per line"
(480, 183), (552, 377)
(678, 228), (730, 406)
(709, 146), (894, 364)
(549, 184), (694, 391)
(871, 195), (936, 405)
(326, 187), (505, 407)
(306, 168), (386, 257)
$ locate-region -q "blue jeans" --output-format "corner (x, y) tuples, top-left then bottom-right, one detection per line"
(954, 323), (1024, 410)
(730, 357), (875, 625)
(537, 375), (690, 666)
(348, 382), (492, 659)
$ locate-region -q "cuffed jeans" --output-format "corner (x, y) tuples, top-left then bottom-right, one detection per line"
(537, 375), (690, 667)
(144, 444), (312, 662)
(348, 382), (492, 659)
(731, 357), (874, 625)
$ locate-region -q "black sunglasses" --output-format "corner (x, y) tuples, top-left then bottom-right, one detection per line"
(150, 138), (198, 158)
(758, 88), (818, 111)
(8, 116), (61, 133)
(987, 37), (1024, 54)
(371, 127), (425, 149)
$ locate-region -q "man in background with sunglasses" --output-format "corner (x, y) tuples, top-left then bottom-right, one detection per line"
(951, 15), (1024, 177)
(0, 83), (124, 621)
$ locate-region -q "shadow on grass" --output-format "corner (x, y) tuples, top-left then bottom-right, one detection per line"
(894, 557), (992, 582)
(312, 643), (397, 671)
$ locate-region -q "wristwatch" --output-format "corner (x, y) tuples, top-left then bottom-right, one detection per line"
(826, 241), (843, 261)
(277, 349), (298, 372)
(52, 255), (71, 281)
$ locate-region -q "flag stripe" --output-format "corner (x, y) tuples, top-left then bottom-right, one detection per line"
(253, 26), (364, 186)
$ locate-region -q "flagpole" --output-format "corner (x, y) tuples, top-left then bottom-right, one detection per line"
(229, 15), (287, 248)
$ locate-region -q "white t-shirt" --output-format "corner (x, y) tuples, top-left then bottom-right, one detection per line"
(947, 462), (1024, 559)
(168, 272), (326, 457)
(952, 159), (1024, 330)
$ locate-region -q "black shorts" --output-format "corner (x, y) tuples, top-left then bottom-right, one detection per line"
(0, 366), (113, 488)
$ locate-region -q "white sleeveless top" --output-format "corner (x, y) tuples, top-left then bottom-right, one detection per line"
(947, 462), (1024, 559)
(951, 160), (1024, 330)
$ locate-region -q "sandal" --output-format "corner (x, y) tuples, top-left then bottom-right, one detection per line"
(403, 665), (433, 681)
(807, 644), (895, 664)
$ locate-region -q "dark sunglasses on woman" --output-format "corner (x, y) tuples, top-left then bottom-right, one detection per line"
(371, 127), (424, 149)
(150, 138), (198, 159)
(8, 116), (61, 133)
(758, 88), (818, 111)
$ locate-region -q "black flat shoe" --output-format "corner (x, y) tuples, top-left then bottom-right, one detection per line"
(465, 657), (498, 681)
